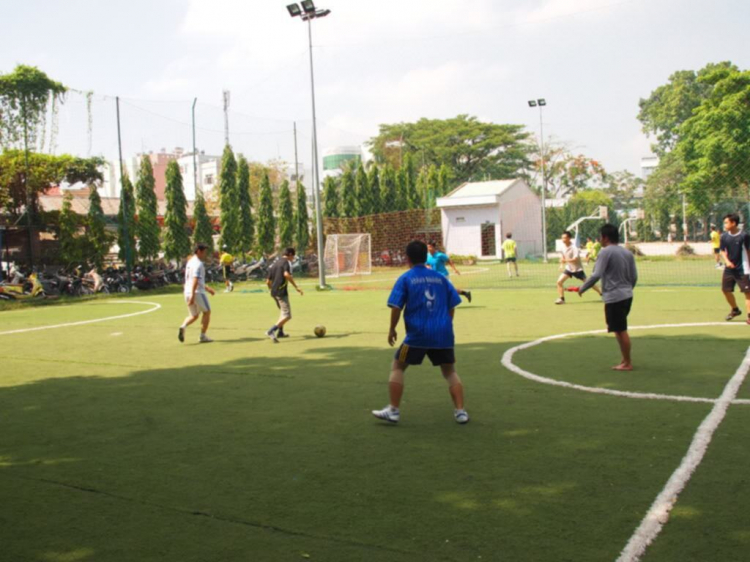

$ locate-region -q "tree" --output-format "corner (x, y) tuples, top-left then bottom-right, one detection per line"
(638, 62), (737, 155)
(340, 165), (357, 218)
(236, 155), (254, 255)
(192, 192), (215, 252)
(404, 153), (422, 209)
(58, 191), (82, 266)
(369, 115), (532, 184)
(367, 164), (382, 214)
(117, 174), (136, 265)
(539, 149), (608, 199)
(163, 161), (191, 262)
(323, 176), (340, 218)
(605, 170), (644, 211)
(380, 165), (398, 213)
(0, 65), (67, 149)
(87, 187), (112, 268)
(278, 180), (294, 249)
(135, 155), (160, 262)
(0, 150), (103, 219)
(678, 66), (750, 212)
(218, 146), (240, 253)
(438, 163), (451, 197)
(295, 183), (310, 253)
(354, 164), (372, 216)
(424, 165), (440, 208)
(396, 168), (409, 211)
(256, 172), (276, 255)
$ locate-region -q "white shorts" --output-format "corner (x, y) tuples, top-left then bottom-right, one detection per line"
(186, 293), (211, 316)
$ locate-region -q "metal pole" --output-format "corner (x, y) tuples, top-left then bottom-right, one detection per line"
(539, 106), (548, 263)
(116, 97), (132, 290)
(192, 98), (199, 198)
(22, 96), (34, 267)
(307, 17), (326, 288)
(293, 122), (300, 188)
(222, 90), (230, 146)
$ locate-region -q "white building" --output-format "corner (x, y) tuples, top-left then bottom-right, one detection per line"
(437, 179), (543, 260)
(177, 152), (221, 201)
(641, 156), (659, 180)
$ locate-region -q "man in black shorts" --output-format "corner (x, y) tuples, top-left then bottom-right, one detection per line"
(556, 231), (601, 304)
(372, 241), (468, 424)
(579, 224), (638, 371)
(719, 213), (750, 324)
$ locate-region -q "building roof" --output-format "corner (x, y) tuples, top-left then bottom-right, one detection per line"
(38, 195), (218, 218)
(437, 178), (534, 209)
(444, 179), (521, 198)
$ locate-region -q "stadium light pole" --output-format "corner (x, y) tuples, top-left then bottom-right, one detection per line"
(288, 1), (330, 289)
(529, 99), (548, 263)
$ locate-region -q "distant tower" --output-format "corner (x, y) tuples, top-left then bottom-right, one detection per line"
(222, 90), (231, 146)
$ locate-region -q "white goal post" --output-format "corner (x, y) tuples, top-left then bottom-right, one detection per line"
(324, 234), (372, 278)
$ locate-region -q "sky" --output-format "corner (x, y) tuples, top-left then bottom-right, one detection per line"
(1, 0), (749, 175)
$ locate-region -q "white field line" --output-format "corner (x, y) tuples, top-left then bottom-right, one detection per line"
(0, 300), (161, 336)
(616, 346), (750, 562)
(501, 322), (750, 406)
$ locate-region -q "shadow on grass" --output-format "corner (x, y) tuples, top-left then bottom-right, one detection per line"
(1, 337), (748, 561)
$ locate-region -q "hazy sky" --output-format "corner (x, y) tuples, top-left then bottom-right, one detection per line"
(2, 0), (748, 175)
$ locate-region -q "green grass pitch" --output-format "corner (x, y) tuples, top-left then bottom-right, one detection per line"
(1, 269), (749, 561)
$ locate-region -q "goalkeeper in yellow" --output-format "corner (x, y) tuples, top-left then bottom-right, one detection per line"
(503, 233), (519, 278)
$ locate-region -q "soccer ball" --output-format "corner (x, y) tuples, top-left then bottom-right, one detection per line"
(314, 325), (326, 338)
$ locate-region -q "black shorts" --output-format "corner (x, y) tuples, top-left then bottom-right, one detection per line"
(713, 248), (721, 255)
(722, 269), (750, 293)
(563, 270), (587, 281)
(395, 345), (455, 366)
(506, 257), (517, 263)
(605, 298), (633, 333)
(223, 265), (231, 280)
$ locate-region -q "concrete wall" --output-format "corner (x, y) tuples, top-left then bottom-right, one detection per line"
(498, 182), (543, 259)
(441, 205), (501, 258)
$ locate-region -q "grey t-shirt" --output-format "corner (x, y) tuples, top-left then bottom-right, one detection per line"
(580, 244), (637, 303)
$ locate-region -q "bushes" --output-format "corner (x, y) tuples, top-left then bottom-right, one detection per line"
(675, 243), (695, 256)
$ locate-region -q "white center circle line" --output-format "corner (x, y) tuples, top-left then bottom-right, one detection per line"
(501, 322), (750, 406)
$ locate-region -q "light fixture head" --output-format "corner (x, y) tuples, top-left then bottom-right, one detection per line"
(286, 3), (302, 17)
(316, 8), (331, 17)
(528, 100), (537, 107)
(301, 0), (316, 13)
(538, 98), (547, 106)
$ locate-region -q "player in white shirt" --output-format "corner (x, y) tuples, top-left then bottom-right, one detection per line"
(556, 231), (601, 304)
(179, 243), (216, 343)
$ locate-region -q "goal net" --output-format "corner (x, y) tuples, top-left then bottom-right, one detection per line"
(324, 234), (372, 278)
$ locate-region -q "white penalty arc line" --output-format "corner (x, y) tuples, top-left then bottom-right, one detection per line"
(616, 346), (750, 562)
(501, 322), (750, 406)
(0, 300), (162, 336)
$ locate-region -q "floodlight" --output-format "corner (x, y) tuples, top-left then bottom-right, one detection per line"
(528, 100), (537, 107)
(286, 3), (302, 17)
(301, 0), (316, 13)
(316, 9), (331, 17)
(538, 99), (547, 106)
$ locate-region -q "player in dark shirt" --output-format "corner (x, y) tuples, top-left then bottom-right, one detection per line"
(266, 248), (304, 342)
(719, 213), (750, 323)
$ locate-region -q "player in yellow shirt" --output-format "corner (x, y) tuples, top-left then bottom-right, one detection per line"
(711, 225), (722, 269)
(503, 233), (519, 278)
(585, 237), (601, 264)
(219, 247), (234, 292)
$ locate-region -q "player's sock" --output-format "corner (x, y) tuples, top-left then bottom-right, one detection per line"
(268, 325), (278, 333)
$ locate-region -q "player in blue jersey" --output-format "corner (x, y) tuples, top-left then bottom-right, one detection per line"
(426, 241), (472, 303)
(372, 240), (469, 424)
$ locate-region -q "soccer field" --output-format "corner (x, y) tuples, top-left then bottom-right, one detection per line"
(1, 283), (749, 561)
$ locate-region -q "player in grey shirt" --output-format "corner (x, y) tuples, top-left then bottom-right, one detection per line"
(579, 224), (638, 371)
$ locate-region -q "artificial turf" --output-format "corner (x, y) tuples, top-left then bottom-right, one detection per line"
(1, 278), (748, 561)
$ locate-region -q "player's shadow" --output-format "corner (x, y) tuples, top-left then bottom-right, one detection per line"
(2, 335), (749, 562)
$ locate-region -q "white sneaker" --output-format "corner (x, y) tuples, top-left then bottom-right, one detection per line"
(454, 409), (470, 424)
(199, 334), (214, 343)
(372, 405), (400, 423)
(555, 298), (565, 305)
